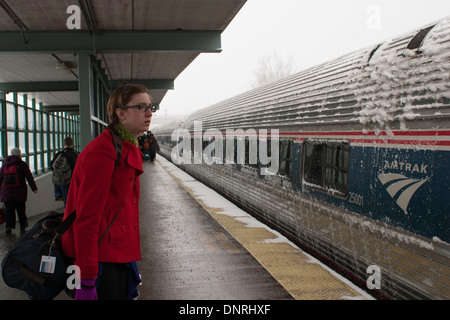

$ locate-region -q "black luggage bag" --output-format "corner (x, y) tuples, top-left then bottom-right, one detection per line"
(1, 211), (76, 300)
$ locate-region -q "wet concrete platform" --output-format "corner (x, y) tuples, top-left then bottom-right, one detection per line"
(137, 159), (292, 299)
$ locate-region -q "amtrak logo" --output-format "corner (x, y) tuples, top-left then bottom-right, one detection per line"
(378, 173), (430, 214)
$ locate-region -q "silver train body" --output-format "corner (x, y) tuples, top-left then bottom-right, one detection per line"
(154, 17), (450, 299)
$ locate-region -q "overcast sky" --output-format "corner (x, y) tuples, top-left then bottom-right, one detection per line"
(151, 0), (450, 125)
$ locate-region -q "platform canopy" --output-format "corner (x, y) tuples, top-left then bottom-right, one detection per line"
(0, 0), (246, 147)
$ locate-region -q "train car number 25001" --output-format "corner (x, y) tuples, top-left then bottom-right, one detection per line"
(348, 192), (364, 207)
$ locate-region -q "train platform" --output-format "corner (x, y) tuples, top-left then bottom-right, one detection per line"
(0, 155), (374, 301)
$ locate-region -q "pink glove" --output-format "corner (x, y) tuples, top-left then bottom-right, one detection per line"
(75, 279), (98, 300)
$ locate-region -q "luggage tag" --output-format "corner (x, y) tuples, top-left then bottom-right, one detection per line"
(39, 234), (58, 274)
(39, 255), (56, 274)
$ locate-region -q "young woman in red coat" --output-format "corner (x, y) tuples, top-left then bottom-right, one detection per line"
(62, 83), (153, 300)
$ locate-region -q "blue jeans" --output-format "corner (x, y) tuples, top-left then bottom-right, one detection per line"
(55, 185), (70, 207)
(60, 185), (70, 206)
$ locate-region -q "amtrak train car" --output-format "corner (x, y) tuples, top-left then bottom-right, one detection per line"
(154, 17), (450, 299)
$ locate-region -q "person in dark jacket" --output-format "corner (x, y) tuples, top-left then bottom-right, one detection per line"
(50, 136), (79, 206)
(0, 148), (38, 233)
(148, 133), (160, 162)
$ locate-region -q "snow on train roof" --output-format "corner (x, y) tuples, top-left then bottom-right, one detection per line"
(156, 16), (450, 135)
(349, 16), (450, 135)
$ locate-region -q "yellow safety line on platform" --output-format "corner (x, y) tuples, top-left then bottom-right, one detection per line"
(157, 159), (373, 300)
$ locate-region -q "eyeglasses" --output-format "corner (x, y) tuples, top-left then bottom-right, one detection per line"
(119, 104), (156, 112)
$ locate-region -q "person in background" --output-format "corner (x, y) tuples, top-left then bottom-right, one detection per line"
(138, 131), (151, 160)
(62, 83), (153, 300)
(0, 148), (38, 233)
(148, 133), (160, 162)
(50, 137), (79, 206)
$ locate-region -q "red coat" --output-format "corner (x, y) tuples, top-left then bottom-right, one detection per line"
(62, 129), (143, 279)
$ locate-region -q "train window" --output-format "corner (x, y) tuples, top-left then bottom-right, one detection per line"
(302, 139), (349, 197)
(233, 136), (238, 164)
(244, 137), (258, 168)
(165, 136), (172, 146)
(279, 139), (293, 178)
(222, 136), (239, 165)
(202, 139), (211, 157)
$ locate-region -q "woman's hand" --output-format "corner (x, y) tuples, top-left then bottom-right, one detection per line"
(75, 279), (98, 300)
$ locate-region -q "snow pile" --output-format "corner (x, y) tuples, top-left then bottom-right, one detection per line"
(347, 16), (450, 135)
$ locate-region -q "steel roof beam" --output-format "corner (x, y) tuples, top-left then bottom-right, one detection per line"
(42, 105), (79, 113)
(109, 80), (174, 90)
(0, 30), (222, 53)
(41, 103), (159, 114)
(0, 81), (78, 92)
(0, 79), (174, 92)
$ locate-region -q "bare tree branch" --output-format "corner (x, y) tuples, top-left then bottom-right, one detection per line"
(250, 51), (297, 89)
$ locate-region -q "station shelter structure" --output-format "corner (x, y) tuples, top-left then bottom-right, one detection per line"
(0, 0), (247, 215)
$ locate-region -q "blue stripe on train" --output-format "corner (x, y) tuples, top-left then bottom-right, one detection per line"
(292, 143), (449, 243)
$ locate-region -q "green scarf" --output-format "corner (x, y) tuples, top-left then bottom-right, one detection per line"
(117, 124), (138, 147)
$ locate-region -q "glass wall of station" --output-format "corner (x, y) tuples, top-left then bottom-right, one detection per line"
(0, 92), (80, 176)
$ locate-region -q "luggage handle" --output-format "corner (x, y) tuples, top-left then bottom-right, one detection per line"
(32, 218), (63, 238)
(19, 265), (45, 286)
(7, 257), (45, 285)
